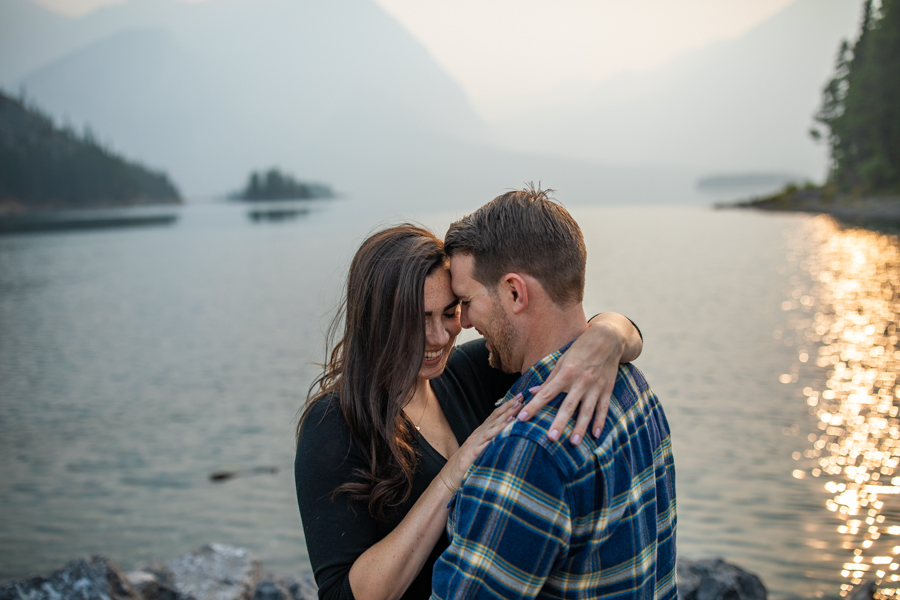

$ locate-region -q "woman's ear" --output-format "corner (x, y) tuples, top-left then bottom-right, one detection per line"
(500, 273), (529, 315)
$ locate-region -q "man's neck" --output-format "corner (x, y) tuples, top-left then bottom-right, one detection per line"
(518, 304), (588, 373)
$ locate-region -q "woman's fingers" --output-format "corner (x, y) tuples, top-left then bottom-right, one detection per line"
(545, 377), (593, 444)
(519, 361), (569, 421)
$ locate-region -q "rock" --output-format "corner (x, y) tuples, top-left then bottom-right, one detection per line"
(846, 580), (877, 600)
(126, 569), (182, 600)
(282, 576), (316, 600)
(0, 556), (141, 600)
(677, 558), (766, 600)
(165, 545), (261, 600)
(251, 576), (315, 600)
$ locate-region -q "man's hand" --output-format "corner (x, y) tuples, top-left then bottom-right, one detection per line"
(518, 313), (642, 445)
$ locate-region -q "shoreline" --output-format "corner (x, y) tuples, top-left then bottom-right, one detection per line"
(716, 187), (900, 235)
(0, 544), (880, 600)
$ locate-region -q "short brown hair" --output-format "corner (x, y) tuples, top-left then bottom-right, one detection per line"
(445, 184), (586, 306)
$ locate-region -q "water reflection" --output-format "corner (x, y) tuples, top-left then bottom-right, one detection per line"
(247, 207), (310, 223)
(792, 216), (900, 595)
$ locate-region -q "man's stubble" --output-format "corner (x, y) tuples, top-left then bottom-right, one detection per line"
(486, 295), (519, 375)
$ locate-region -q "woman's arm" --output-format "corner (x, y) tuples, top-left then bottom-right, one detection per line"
(347, 397), (520, 600)
(522, 312), (642, 445)
(298, 396), (520, 600)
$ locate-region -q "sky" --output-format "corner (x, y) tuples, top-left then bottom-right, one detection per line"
(32, 0), (798, 121)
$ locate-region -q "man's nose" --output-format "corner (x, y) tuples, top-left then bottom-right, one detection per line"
(460, 305), (472, 329)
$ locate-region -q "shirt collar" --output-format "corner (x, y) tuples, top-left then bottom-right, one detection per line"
(498, 339), (576, 405)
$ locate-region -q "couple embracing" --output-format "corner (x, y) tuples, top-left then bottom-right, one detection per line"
(295, 186), (677, 600)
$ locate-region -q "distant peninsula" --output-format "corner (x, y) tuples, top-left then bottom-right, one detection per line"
(0, 90), (181, 215)
(234, 168), (333, 202)
(731, 0), (898, 227)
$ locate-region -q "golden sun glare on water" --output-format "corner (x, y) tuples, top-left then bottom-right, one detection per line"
(788, 216), (900, 596)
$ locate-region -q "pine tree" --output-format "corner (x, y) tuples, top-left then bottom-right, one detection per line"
(814, 0), (900, 192)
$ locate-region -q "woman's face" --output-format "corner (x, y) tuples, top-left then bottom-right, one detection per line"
(419, 267), (462, 380)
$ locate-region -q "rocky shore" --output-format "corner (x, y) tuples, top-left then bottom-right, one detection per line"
(0, 545), (316, 600)
(720, 186), (900, 233)
(0, 544), (883, 600)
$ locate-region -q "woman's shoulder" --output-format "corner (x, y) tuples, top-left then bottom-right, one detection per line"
(297, 393), (348, 446)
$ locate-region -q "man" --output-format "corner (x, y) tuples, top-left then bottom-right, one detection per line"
(432, 186), (677, 599)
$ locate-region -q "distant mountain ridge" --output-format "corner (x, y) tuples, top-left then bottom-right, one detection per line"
(0, 0), (716, 209)
(0, 89), (180, 213)
(491, 0), (862, 181)
(0, 0), (491, 198)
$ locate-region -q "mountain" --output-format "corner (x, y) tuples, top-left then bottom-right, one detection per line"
(491, 0), (862, 181)
(0, 0), (708, 208)
(0, 89), (180, 212)
(0, 0), (488, 197)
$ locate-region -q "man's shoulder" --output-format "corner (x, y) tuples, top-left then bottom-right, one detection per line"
(494, 409), (598, 477)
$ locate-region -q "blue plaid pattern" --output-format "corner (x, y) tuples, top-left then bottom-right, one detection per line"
(431, 342), (677, 600)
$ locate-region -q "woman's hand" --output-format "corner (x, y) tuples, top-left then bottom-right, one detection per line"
(440, 395), (522, 493)
(518, 312), (642, 445)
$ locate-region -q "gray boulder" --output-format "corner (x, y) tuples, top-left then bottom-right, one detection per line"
(677, 558), (766, 600)
(846, 580), (877, 600)
(252, 575), (315, 600)
(164, 545), (261, 600)
(125, 569), (182, 600)
(0, 556), (141, 600)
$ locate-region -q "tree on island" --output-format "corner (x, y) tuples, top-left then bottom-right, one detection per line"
(236, 168), (332, 201)
(813, 0), (900, 193)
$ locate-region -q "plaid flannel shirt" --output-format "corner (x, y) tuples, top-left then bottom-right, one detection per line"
(431, 342), (677, 600)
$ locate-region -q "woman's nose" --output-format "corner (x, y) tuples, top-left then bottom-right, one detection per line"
(427, 320), (450, 346)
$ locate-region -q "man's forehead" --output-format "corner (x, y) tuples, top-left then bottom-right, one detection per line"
(449, 253), (475, 289)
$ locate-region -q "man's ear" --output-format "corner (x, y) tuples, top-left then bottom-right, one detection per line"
(499, 273), (529, 315)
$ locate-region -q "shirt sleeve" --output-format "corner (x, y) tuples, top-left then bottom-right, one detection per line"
(295, 398), (379, 600)
(431, 435), (572, 600)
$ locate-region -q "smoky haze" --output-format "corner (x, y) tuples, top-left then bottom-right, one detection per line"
(0, 0), (862, 209)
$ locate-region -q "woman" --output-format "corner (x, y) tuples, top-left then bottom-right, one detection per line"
(295, 225), (641, 600)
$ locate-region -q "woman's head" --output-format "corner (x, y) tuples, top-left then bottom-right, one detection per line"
(343, 225), (459, 390)
(301, 224), (458, 516)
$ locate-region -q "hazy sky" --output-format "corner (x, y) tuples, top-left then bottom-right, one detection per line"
(372, 0), (797, 118)
(34, 0), (797, 120)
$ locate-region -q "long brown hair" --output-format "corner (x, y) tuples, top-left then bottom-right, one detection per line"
(298, 224), (447, 518)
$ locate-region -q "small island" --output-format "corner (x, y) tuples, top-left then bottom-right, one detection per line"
(234, 168), (333, 202)
(736, 0), (899, 226)
(0, 90), (181, 215)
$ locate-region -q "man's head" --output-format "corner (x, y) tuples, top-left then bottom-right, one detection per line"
(445, 185), (587, 373)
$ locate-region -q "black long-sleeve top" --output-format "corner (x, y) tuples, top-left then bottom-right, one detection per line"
(294, 339), (519, 600)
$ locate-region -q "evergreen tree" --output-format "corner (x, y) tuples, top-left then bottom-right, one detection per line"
(814, 0), (900, 192)
(237, 168), (332, 201)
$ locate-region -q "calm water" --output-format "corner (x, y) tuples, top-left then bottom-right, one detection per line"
(0, 200), (896, 598)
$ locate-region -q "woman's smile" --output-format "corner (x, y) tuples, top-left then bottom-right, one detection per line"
(424, 348), (444, 365)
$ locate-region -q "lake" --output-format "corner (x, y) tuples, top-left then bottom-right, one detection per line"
(1, 199), (897, 599)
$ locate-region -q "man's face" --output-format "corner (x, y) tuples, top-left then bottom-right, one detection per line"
(449, 253), (519, 374)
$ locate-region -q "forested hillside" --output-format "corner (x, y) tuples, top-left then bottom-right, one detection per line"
(0, 90), (180, 212)
(814, 0), (900, 193)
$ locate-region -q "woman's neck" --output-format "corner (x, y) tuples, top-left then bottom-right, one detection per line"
(408, 377), (434, 410)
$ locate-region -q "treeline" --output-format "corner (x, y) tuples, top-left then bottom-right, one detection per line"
(235, 168), (332, 201)
(813, 0), (900, 193)
(0, 90), (180, 212)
